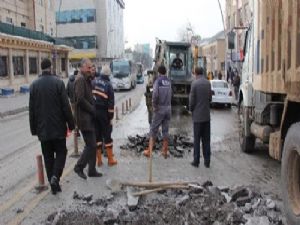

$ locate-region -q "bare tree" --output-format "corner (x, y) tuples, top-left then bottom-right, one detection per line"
(177, 22), (200, 43)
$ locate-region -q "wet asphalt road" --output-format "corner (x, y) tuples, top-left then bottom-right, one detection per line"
(0, 83), (282, 224)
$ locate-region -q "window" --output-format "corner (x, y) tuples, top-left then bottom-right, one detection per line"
(56, 9), (96, 24)
(38, 0), (43, 6)
(21, 22), (26, 27)
(221, 62), (225, 71)
(0, 56), (8, 77)
(29, 57), (37, 74)
(212, 81), (228, 88)
(39, 24), (44, 32)
(13, 56), (24, 75)
(61, 58), (66, 72)
(48, 0), (52, 9)
(6, 17), (12, 24)
(64, 36), (96, 49)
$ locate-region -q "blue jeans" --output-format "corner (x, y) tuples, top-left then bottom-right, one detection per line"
(193, 121), (211, 164)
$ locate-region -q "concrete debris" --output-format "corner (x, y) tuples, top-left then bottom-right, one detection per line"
(126, 187), (139, 211)
(120, 134), (193, 157)
(15, 208), (24, 213)
(266, 198), (276, 210)
(45, 182), (286, 225)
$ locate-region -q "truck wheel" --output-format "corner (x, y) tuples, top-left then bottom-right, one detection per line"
(281, 122), (300, 225)
(238, 101), (255, 153)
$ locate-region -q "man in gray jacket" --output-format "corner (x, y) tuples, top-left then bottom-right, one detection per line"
(74, 58), (102, 179)
(189, 67), (212, 168)
(144, 65), (172, 158)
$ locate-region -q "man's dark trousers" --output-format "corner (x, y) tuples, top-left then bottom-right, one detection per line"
(41, 138), (67, 182)
(76, 131), (97, 173)
(193, 121), (211, 165)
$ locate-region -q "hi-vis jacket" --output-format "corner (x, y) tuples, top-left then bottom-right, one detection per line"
(92, 75), (115, 120)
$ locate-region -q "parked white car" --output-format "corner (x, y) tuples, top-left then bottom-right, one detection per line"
(210, 80), (233, 108)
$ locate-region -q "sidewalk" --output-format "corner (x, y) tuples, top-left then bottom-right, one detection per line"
(0, 78), (69, 118)
(0, 93), (29, 118)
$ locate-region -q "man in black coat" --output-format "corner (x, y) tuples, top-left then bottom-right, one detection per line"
(73, 58), (102, 179)
(29, 58), (75, 194)
(189, 67), (212, 168)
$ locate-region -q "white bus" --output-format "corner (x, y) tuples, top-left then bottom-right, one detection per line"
(110, 59), (137, 91)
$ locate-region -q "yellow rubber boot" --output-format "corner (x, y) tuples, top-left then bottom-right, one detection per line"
(161, 138), (169, 159)
(107, 146), (117, 166)
(96, 147), (102, 167)
(143, 137), (154, 157)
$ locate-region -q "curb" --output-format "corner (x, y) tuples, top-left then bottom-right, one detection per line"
(0, 106), (29, 118)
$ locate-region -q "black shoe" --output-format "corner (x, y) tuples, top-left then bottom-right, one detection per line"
(57, 184), (62, 192)
(50, 176), (59, 195)
(190, 161), (199, 168)
(74, 166), (87, 180)
(204, 161), (210, 168)
(88, 170), (103, 177)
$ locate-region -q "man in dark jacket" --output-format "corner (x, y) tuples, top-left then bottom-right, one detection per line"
(144, 65), (172, 158)
(189, 67), (212, 168)
(66, 70), (78, 104)
(66, 70), (80, 137)
(29, 58), (75, 194)
(73, 58), (102, 179)
(92, 65), (117, 167)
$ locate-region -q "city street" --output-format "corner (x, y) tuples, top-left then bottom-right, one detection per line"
(0, 84), (283, 224)
(0, 82), (146, 224)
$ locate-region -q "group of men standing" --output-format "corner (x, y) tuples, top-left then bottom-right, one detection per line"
(29, 57), (211, 195)
(143, 65), (212, 169)
(29, 58), (117, 194)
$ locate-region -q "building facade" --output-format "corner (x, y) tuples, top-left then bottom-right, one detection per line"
(225, 0), (251, 74)
(0, 1), (70, 92)
(0, 0), (56, 36)
(0, 33), (71, 91)
(56, 0), (125, 65)
(200, 31), (226, 78)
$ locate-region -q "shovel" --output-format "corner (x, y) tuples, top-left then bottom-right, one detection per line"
(106, 178), (196, 192)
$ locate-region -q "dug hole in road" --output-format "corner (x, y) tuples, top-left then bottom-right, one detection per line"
(19, 96), (285, 225)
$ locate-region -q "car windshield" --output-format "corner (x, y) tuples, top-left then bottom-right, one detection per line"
(212, 81), (228, 89)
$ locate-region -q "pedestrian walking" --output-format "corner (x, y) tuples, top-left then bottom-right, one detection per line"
(217, 71), (223, 80)
(189, 67), (212, 168)
(73, 58), (102, 179)
(91, 64), (100, 79)
(92, 65), (117, 167)
(233, 72), (241, 100)
(29, 58), (75, 194)
(144, 65), (172, 158)
(66, 70), (80, 137)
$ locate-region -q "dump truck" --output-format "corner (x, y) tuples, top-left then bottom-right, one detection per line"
(145, 39), (206, 124)
(234, 1), (300, 224)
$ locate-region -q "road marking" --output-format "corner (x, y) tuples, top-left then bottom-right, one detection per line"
(5, 160), (77, 225)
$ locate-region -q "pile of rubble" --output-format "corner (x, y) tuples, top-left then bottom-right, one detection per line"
(120, 134), (193, 157)
(45, 181), (286, 225)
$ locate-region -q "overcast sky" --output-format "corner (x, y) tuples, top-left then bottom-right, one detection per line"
(124, 0), (225, 49)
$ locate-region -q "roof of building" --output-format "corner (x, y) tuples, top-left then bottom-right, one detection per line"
(199, 30), (225, 46)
